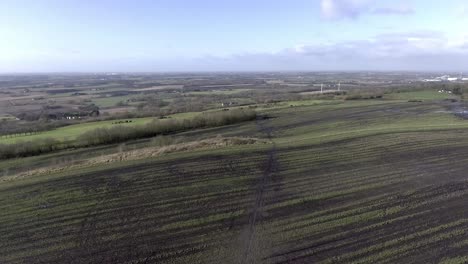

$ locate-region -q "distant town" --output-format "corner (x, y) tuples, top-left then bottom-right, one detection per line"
(423, 74), (468, 82)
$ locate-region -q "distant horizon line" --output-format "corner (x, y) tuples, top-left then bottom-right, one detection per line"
(0, 70), (467, 75)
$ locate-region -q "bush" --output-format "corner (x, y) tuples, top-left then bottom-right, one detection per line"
(345, 90), (383, 100)
(0, 138), (61, 159)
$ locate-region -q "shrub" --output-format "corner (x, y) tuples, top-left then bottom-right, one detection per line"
(0, 138), (61, 159)
(345, 90), (383, 100)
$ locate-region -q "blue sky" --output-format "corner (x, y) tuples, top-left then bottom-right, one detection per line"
(1, 0), (467, 72)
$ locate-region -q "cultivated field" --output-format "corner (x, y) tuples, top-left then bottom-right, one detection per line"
(3, 96), (468, 263)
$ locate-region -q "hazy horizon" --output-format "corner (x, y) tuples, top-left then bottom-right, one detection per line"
(2, 0), (468, 72)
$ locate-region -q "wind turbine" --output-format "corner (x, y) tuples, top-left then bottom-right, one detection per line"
(321, 83), (324, 94)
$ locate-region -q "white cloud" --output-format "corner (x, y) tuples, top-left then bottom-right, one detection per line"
(291, 32), (468, 59)
(4, 30), (468, 72)
(457, 5), (467, 17)
(372, 6), (414, 15)
(321, 0), (371, 19)
(185, 31), (468, 72)
(321, 0), (414, 20)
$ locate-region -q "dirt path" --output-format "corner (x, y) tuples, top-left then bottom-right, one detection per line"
(240, 115), (279, 263)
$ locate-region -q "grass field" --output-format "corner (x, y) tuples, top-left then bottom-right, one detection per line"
(3, 99), (468, 263)
(0, 110), (208, 144)
(0, 117), (154, 144)
(384, 90), (458, 101)
(186, 88), (252, 95)
(0, 101), (319, 144)
(91, 95), (136, 108)
(0, 114), (16, 121)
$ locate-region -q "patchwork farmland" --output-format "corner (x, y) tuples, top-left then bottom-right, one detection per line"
(3, 98), (468, 263)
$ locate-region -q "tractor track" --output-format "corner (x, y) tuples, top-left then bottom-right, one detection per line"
(240, 115), (278, 263)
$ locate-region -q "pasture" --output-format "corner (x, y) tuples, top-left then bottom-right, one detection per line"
(186, 88), (252, 95)
(0, 110), (208, 144)
(0, 114), (16, 121)
(384, 90), (458, 101)
(91, 95), (136, 108)
(0, 117), (154, 144)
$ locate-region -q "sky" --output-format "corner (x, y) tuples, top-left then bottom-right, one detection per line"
(1, 0), (468, 72)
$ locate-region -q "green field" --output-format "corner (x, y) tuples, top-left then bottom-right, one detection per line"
(91, 95), (136, 108)
(0, 109), (232, 144)
(186, 88), (252, 95)
(3, 99), (468, 263)
(384, 90), (458, 101)
(0, 114), (16, 121)
(0, 117), (154, 144)
(0, 102), (314, 145)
